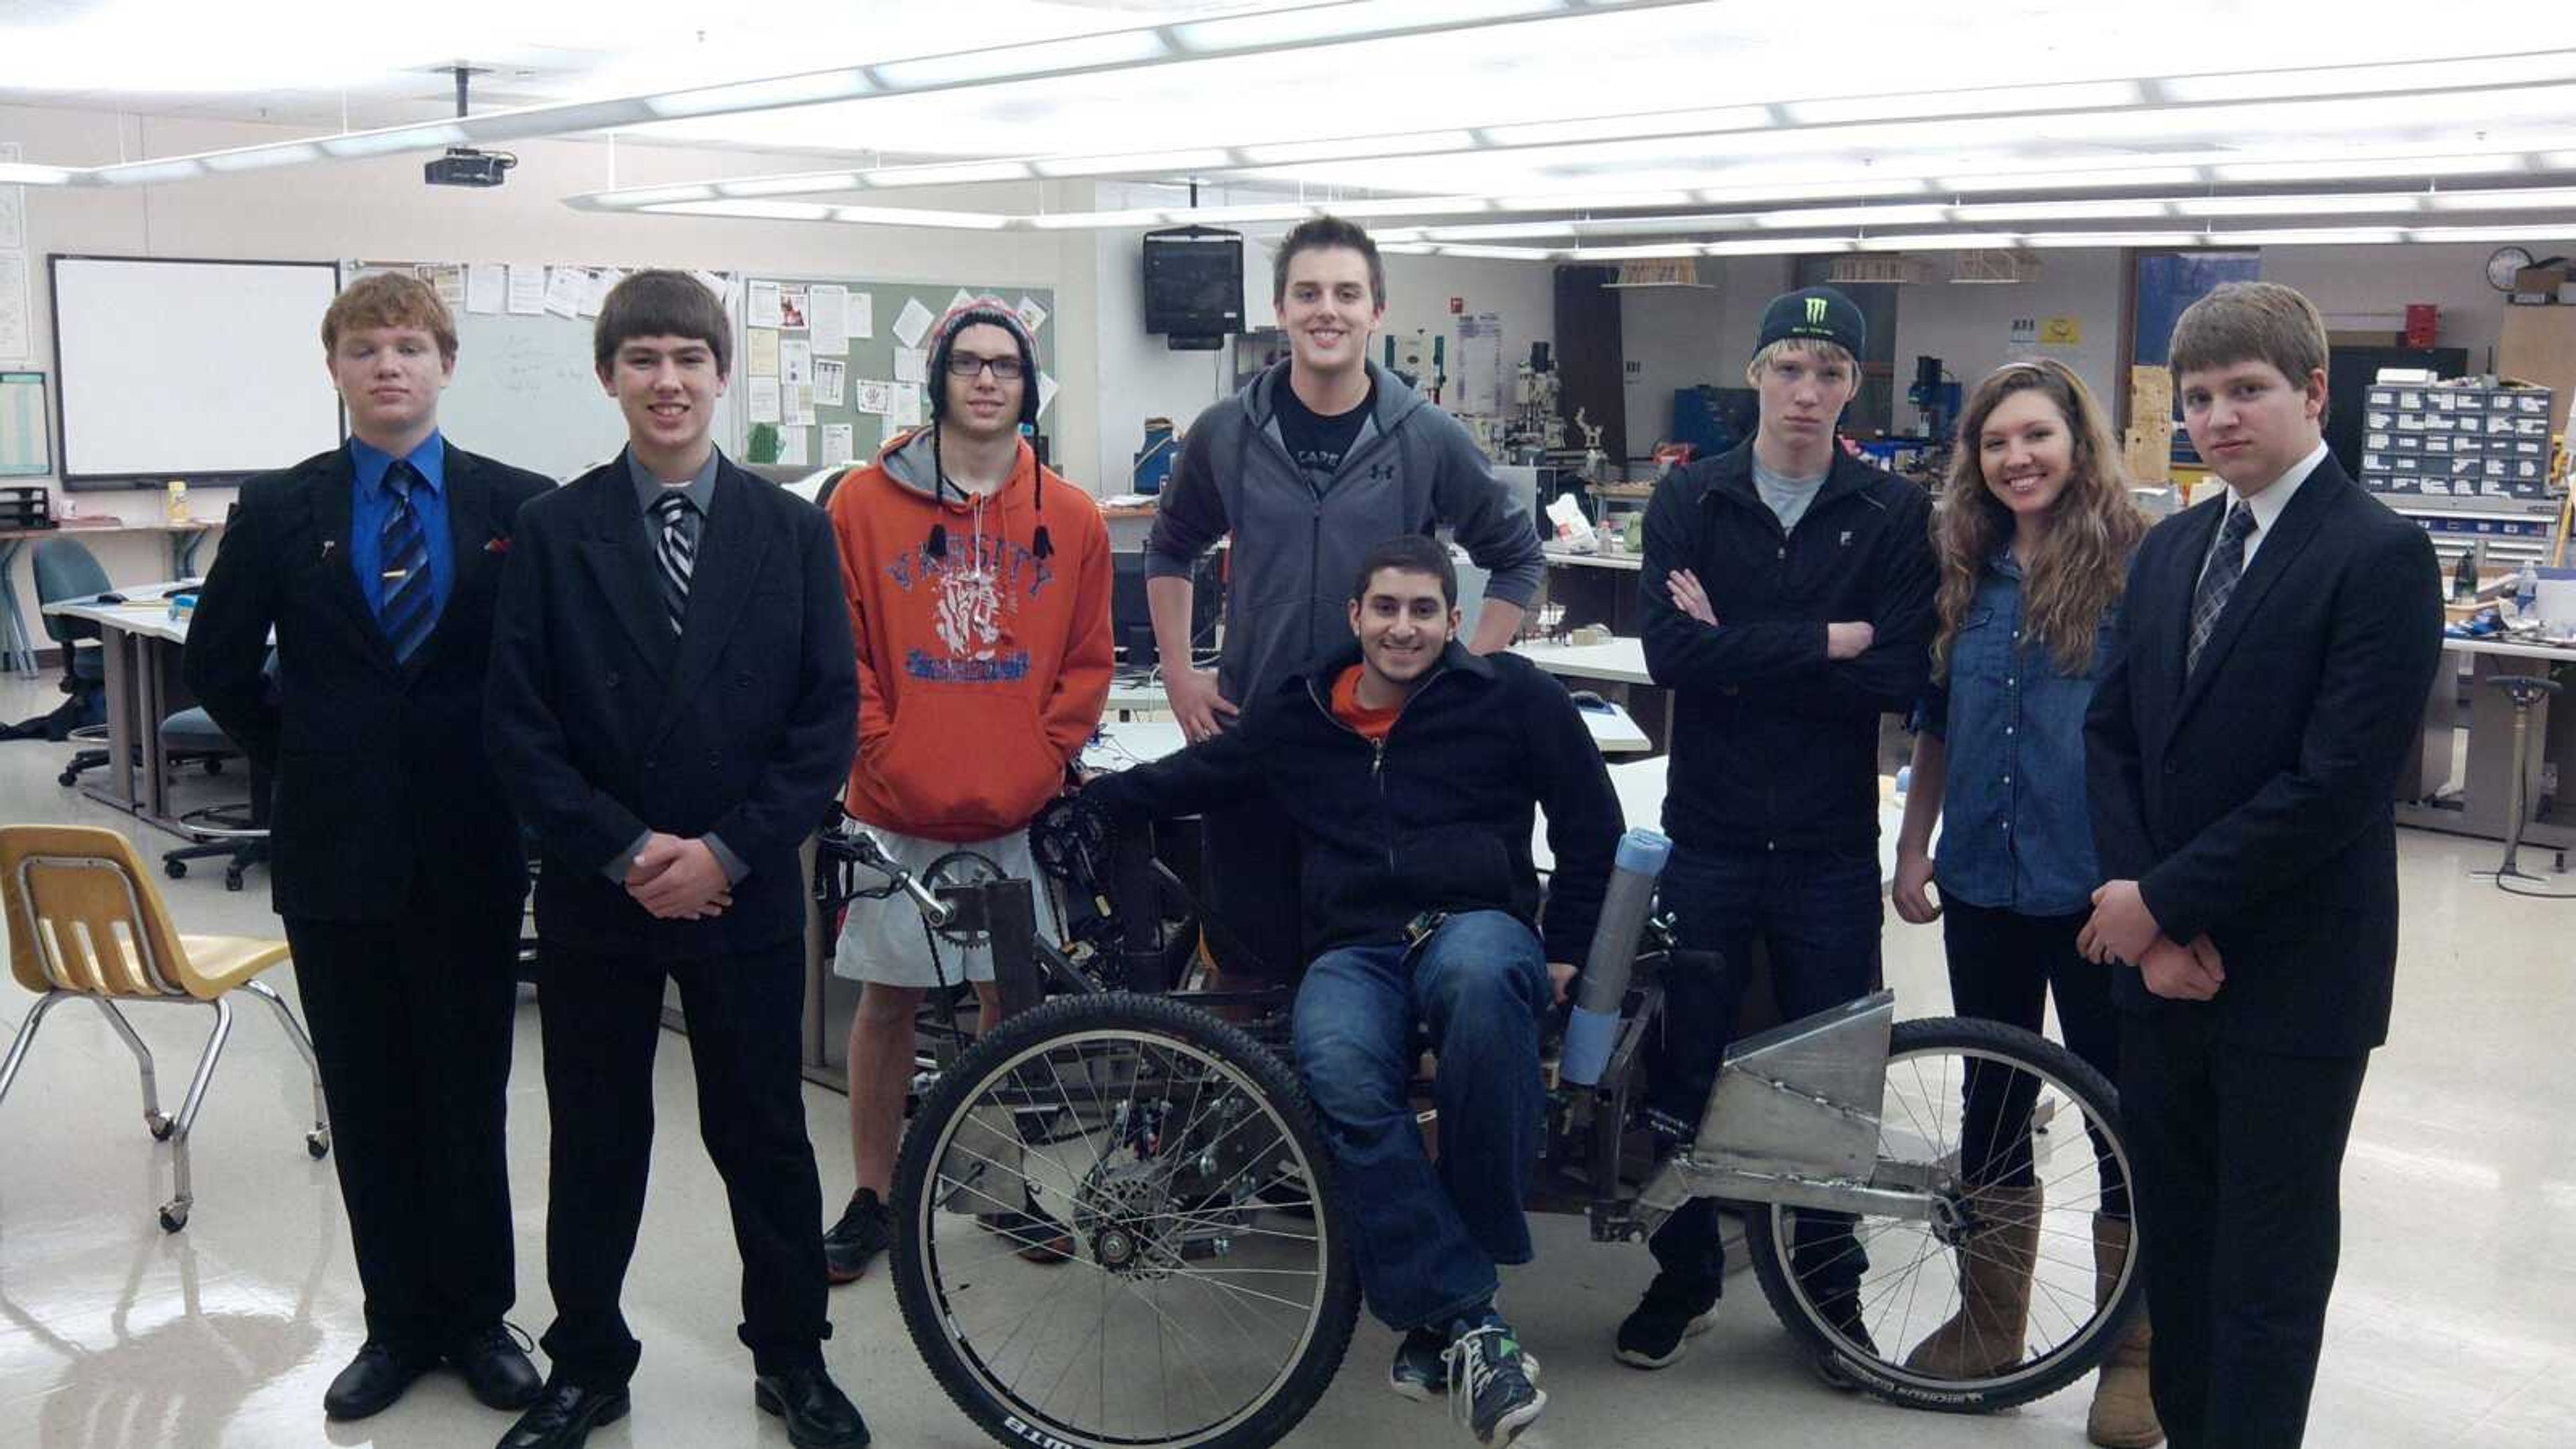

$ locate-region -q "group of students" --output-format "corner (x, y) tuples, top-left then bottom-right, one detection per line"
(178, 211), (2440, 1449)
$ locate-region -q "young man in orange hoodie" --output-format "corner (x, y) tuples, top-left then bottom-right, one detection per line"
(820, 299), (1113, 1281)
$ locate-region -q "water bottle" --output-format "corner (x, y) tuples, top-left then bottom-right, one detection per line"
(2516, 560), (2539, 617)
(1559, 828), (1672, 1087)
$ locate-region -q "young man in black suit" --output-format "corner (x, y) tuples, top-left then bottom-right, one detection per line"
(2082, 281), (2444, 1448)
(186, 271), (549, 1424)
(484, 270), (865, 1449)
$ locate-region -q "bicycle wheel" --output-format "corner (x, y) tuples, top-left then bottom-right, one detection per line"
(892, 991), (1359, 1449)
(1742, 1016), (2141, 1412)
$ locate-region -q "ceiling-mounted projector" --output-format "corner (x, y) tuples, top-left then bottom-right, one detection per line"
(425, 147), (513, 188)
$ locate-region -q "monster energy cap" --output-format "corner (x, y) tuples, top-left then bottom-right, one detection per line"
(1755, 285), (1866, 358)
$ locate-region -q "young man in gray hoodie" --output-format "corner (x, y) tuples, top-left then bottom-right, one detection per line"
(1144, 215), (1546, 983)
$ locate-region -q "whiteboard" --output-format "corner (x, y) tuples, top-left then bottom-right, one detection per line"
(51, 256), (342, 485)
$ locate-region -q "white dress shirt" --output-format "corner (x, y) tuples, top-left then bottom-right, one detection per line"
(2198, 438), (2327, 588)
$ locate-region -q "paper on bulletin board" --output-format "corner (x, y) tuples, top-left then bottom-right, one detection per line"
(810, 284), (849, 355)
(822, 423), (855, 466)
(691, 270), (730, 307)
(466, 262), (505, 315)
(947, 288), (978, 317)
(543, 266), (587, 319)
(787, 384), (815, 427)
(1455, 311), (1504, 417)
(584, 268), (622, 317)
(780, 287), (808, 330)
(850, 291), (874, 341)
(747, 378), (781, 425)
(854, 379), (894, 416)
(890, 382), (924, 428)
(0, 143), (23, 252)
(780, 339), (812, 388)
(746, 328), (781, 378)
(0, 255), (29, 360)
(506, 265), (547, 316)
(892, 347), (927, 384)
(812, 359), (846, 407)
(2040, 315), (2082, 345)
(421, 263), (468, 313)
(1016, 295), (1049, 335)
(778, 426), (808, 466)
(1037, 370), (1059, 419)
(892, 299), (933, 349)
(747, 280), (782, 329)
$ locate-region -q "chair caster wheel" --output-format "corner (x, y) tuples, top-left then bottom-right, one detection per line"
(146, 1111), (175, 1140)
(224, 869), (244, 892)
(307, 1129), (332, 1159)
(164, 860), (187, 879)
(158, 1201), (189, 1233)
(203, 758), (223, 776)
(57, 770), (77, 787)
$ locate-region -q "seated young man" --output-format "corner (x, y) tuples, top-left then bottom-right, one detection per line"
(1081, 533), (1621, 1448)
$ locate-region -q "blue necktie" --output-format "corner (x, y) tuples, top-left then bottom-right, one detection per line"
(2187, 502), (2256, 676)
(378, 460), (435, 662)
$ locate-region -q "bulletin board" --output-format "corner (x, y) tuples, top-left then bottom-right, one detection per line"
(347, 261), (743, 482)
(730, 274), (1057, 472)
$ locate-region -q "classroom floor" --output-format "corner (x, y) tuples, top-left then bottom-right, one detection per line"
(0, 672), (2570, 1449)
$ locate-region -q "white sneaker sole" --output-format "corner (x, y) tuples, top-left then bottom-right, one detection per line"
(1481, 1387), (1548, 1447)
(1613, 1308), (1719, 1370)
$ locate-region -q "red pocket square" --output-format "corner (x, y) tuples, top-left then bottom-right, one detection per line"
(484, 535), (513, 555)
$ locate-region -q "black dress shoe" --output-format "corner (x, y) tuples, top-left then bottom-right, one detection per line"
(496, 1381), (631, 1449)
(754, 1364), (870, 1448)
(323, 1340), (437, 1420)
(447, 1324), (544, 1410)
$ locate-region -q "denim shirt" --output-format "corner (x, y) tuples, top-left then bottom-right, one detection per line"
(1918, 556), (2120, 916)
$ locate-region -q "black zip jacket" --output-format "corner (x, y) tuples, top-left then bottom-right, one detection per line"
(1083, 641), (1623, 963)
(1638, 441), (1936, 855)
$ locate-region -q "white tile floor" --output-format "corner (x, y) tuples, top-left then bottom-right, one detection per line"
(1, 674), (2571, 1448)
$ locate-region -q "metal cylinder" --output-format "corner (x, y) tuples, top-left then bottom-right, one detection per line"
(1560, 828), (1671, 1087)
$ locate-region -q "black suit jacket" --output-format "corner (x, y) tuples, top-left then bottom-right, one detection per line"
(2084, 455), (2443, 1055)
(484, 452), (857, 961)
(184, 443), (551, 923)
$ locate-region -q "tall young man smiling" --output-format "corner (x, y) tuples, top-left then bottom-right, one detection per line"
(2084, 282), (2441, 1446)
(1146, 216), (1544, 984)
(484, 270), (864, 1449)
(187, 271), (549, 1424)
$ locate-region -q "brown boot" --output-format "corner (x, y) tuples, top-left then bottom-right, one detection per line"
(1902, 1181), (2042, 1378)
(2088, 1213), (2163, 1448)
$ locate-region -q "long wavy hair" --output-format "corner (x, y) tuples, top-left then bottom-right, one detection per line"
(1931, 359), (2147, 680)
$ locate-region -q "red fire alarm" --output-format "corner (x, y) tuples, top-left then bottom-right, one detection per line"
(1449, 296), (1464, 314)
(2404, 304), (2438, 348)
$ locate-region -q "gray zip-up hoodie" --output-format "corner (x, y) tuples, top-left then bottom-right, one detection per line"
(1145, 359), (1545, 710)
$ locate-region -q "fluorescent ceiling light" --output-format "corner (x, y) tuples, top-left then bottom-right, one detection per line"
(1756, 204), (1952, 229)
(2175, 193), (2424, 217)
(2218, 227), (2411, 246)
(1854, 231), (2024, 252)
(1032, 149), (1234, 178)
(831, 205), (1012, 230)
(871, 30), (1171, 89)
(0, 163), (72, 186)
(1566, 242), (1706, 261)
(867, 160), (1036, 188)
(202, 143), (323, 173)
(2019, 231), (2208, 249)
(1430, 245), (1555, 261)
(1030, 207), (1170, 231)
(1701, 237), (1854, 256)
(1941, 166), (2207, 193)
(649, 200), (837, 222)
(1424, 221), (1591, 241)
(1786, 80), (2141, 126)
(1492, 190), (1694, 213)
(600, 184), (718, 208)
(2213, 155), (2527, 182)
(1952, 199), (2177, 222)
(319, 123), (469, 158)
(1482, 106), (1770, 148)
(645, 70), (873, 119)
(1331, 197), (1499, 219)
(1238, 131), (1476, 166)
(1379, 242), (1439, 256)
(2408, 223), (2576, 243)
(719, 172), (863, 198)
(2161, 52), (2576, 104)
(2421, 186), (2576, 211)
(1167, 0), (1574, 51)
(97, 158), (207, 185)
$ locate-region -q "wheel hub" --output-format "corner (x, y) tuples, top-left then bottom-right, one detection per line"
(1074, 1160), (1180, 1279)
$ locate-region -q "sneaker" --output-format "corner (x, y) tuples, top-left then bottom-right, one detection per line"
(1614, 1271), (1720, 1369)
(1444, 1324), (1546, 1446)
(976, 1203), (1077, 1264)
(1391, 1328), (1540, 1402)
(824, 1189), (893, 1285)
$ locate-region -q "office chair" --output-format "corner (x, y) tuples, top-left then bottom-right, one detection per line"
(31, 537), (113, 785)
(160, 707), (268, 891)
(0, 824), (329, 1232)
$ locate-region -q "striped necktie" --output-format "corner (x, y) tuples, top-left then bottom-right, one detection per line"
(2187, 501), (2257, 676)
(651, 490), (697, 635)
(378, 459), (435, 663)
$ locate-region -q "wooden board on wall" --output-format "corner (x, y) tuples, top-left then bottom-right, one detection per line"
(2500, 304), (2576, 437)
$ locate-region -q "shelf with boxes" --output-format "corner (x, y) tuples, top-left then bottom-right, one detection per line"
(2360, 379), (2559, 504)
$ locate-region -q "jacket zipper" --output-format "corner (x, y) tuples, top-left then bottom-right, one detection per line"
(1306, 661), (1455, 874)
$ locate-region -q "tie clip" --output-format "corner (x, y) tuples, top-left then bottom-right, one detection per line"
(380, 568), (410, 582)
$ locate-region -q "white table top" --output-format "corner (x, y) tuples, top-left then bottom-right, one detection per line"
(1101, 674), (1652, 753)
(42, 582), (199, 644)
(1529, 753), (1910, 888)
(1509, 635), (1654, 686)
(2443, 634), (2576, 661)
(1544, 547), (1644, 573)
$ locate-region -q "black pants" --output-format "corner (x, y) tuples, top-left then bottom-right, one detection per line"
(284, 894), (523, 1355)
(1939, 900), (2129, 1216)
(1200, 792), (1303, 984)
(1646, 843), (1882, 1317)
(535, 939), (830, 1388)
(2121, 1007), (2369, 1448)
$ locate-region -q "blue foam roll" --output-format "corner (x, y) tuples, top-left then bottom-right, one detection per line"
(1613, 827), (1672, 877)
(1559, 1005), (1622, 1088)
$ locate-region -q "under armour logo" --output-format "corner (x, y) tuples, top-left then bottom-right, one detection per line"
(1368, 463), (1397, 481)
(1839, 530), (1854, 546)
(1807, 297), (1829, 325)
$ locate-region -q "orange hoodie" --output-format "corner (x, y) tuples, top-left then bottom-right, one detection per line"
(829, 427), (1113, 842)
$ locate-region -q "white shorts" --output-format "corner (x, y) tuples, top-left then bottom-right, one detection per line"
(830, 824), (1065, 989)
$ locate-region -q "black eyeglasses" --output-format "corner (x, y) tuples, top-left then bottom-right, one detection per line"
(947, 353), (1026, 380)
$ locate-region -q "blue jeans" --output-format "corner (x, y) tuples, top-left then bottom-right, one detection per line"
(1293, 910), (1549, 1332)
(1646, 844), (1883, 1313)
